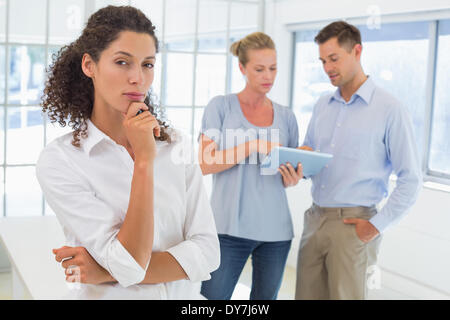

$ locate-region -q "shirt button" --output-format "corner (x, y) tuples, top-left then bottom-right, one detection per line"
(331, 143), (335, 148)
(321, 185), (325, 189)
(337, 123), (341, 127)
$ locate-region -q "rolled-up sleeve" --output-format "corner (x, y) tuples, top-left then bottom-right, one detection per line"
(36, 147), (146, 287)
(106, 237), (146, 287)
(166, 161), (220, 282)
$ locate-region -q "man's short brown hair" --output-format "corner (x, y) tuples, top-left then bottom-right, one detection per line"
(314, 21), (361, 52)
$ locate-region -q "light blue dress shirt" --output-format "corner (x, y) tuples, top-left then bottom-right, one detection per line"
(303, 77), (422, 233)
(200, 94), (299, 241)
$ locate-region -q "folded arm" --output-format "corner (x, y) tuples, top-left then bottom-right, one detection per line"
(55, 247), (186, 284)
(54, 152), (219, 285)
(37, 147), (151, 288)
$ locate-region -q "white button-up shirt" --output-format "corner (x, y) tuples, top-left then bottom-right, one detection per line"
(36, 120), (220, 299)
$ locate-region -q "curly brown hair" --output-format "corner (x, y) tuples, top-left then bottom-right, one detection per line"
(42, 5), (171, 147)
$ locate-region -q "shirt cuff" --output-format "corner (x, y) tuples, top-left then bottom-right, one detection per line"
(369, 212), (390, 234)
(166, 240), (211, 283)
(106, 239), (147, 288)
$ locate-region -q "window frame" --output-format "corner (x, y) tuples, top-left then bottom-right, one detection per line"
(160, 0), (263, 145)
(1, 0), (53, 217)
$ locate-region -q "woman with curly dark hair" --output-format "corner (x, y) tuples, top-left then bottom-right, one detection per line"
(36, 5), (219, 299)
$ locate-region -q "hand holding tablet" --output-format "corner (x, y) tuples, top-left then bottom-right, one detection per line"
(261, 146), (333, 178)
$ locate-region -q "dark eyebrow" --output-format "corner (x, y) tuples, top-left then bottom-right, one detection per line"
(114, 51), (155, 59)
(319, 53), (338, 61)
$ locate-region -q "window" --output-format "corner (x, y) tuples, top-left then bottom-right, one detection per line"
(8, 46), (46, 105)
(9, 0), (47, 44)
(2, 0), (50, 217)
(0, 45), (4, 104)
(7, 107), (44, 165)
(0, 0), (262, 217)
(429, 19), (450, 177)
(195, 54), (227, 106)
(49, 0), (85, 45)
(0, 0), (5, 43)
(359, 22), (429, 157)
(165, 52), (194, 107)
(292, 30), (334, 144)
(161, 0), (260, 140)
(292, 18), (450, 185)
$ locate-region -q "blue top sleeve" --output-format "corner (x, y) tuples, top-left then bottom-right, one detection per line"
(199, 95), (225, 146)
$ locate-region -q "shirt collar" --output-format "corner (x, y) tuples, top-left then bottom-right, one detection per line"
(329, 76), (375, 105)
(83, 119), (113, 155)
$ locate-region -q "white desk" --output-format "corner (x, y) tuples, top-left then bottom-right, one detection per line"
(0, 216), (70, 299)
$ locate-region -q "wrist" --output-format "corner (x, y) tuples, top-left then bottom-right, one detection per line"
(368, 221), (380, 235)
(101, 270), (116, 284)
(134, 158), (155, 170)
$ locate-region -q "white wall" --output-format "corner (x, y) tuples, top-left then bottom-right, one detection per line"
(265, 0), (450, 298)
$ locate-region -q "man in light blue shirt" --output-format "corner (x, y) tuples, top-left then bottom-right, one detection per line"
(295, 21), (422, 300)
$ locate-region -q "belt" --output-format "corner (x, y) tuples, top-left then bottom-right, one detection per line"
(312, 203), (377, 219)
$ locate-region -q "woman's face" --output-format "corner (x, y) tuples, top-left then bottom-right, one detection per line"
(83, 31), (156, 114)
(240, 48), (277, 94)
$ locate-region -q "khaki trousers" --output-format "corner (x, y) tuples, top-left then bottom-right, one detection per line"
(295, 204), (383, 300)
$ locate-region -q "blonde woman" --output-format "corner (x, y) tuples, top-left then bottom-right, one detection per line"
(198, 32), (303, 300)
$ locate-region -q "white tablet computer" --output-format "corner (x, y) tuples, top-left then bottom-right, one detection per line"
(261, 147), (333, 177)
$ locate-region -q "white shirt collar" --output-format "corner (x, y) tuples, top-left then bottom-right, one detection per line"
(82, 118), (178, 156)
(82, 119), (113, 156)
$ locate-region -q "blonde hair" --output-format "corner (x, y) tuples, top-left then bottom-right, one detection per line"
(230, 32), (275, 66)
